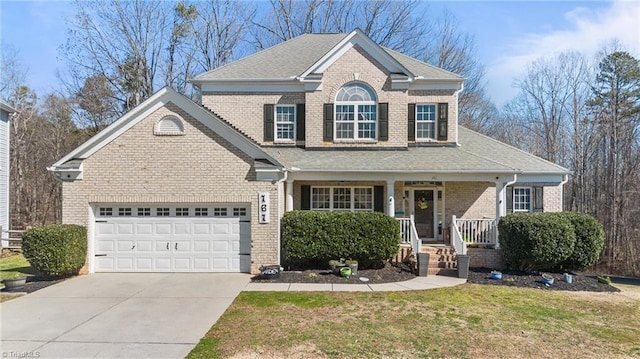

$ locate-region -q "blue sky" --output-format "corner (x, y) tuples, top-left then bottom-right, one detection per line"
(1, 0), (639, 106)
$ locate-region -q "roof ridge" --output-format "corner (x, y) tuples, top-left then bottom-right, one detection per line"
(458, 126), (569, 172)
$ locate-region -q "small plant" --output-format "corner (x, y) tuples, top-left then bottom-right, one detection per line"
(597, 276), (611, 285)
(308, 273), (318, 278)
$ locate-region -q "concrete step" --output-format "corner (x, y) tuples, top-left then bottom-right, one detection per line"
(427, 268), (457, 276)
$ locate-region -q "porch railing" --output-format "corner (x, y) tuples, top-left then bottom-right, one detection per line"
(451, 215), (467, 255)
(454, 217), (498, 248)
(397, 216), (421, 254)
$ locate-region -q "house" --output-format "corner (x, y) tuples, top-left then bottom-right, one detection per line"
(50, 30), (569, 274)
(0, 99), (16, 246)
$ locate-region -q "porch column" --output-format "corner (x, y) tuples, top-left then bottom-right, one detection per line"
(495, 181), (506, 219)
(285, 180), (293, 212)
(387, 179), (395, 217)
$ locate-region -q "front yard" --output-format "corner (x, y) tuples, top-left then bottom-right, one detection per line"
(189, 284), (640, 359)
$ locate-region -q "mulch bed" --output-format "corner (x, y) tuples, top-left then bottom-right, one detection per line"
(467, 268), (620, 292)
(1, 276), (67, 294)
(251, 262), (416, 284)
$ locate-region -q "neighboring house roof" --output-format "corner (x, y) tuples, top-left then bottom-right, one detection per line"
(50, 87), (281, 170)
(263, 127), (569, 175)
(0, 99), (17, 113)
(192, 30), (462, 82)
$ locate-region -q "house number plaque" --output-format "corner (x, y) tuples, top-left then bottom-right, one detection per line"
(258, 192), (270, 223)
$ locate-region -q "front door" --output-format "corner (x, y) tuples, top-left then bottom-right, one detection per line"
(412, 189), (435, 239)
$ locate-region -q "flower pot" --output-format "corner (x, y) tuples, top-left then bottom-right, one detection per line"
(340, 267), (352, 278)
(564, 273), (573, 284)
(490, 271), (502, 280)
(346, 261), (358, 276)
(2, 276), (27, 290)
(541, 274), (554, 285)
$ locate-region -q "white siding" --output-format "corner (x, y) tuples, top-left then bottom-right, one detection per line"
(0, 109), (9, 238)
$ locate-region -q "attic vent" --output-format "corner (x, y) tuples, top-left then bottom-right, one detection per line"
(155, 116), (184, 136)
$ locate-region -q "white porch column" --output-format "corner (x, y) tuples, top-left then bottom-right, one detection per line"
(387, 179), (395, 217)
(495, 181), (506, 219)
(285, 180), (293, 212)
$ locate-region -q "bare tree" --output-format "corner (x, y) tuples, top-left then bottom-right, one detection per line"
(0, 44), (28, 98)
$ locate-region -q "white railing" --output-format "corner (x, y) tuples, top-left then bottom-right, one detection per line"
(397, 216), (421, 254)
(454, 217), (498, 247)
(451, 215), (467, 255)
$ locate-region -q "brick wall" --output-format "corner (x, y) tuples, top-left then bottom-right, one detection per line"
(445, 182), (496, 225)
(543, 184), (563, 212)
(201, 45), (458, 148)
(62, 102), (278, 273)
(468, 248), (503, 269)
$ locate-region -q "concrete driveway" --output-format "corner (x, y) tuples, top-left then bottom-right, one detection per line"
(1, 273), (250, 358)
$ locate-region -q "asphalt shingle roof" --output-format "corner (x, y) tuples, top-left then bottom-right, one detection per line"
(193, 33), (462, 81)
(262, 127), (569, 174)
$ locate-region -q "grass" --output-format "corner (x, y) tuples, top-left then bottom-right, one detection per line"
(0, 252), (36, 281)
(188, 284), (640, 359)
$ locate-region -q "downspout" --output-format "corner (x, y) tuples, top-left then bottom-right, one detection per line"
(495, 174), (517, 250)
(275, 168), (289, 266)
(559, 174), (569, 211)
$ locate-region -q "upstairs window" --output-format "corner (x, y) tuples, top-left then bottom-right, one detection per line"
(335, 83), (377, 140)
(275, 105), (295, 141)
(416, 104), (436, 140)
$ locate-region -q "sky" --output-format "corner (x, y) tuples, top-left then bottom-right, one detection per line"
(1, 0), (639, 107)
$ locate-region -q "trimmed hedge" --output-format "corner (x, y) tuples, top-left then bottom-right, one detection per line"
(499, 213), (576, 271)
(560, 212), (605, 270)
(281, 211), (400, 269)
(22, 224), (87, 278)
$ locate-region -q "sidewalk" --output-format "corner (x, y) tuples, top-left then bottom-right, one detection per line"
(244, 275), (466, 292)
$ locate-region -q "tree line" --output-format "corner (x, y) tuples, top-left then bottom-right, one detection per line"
(1, 0), (638, 276)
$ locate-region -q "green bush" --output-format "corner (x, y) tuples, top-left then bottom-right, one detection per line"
(281, 211), (399, 269)
(499, 213), (576, 271)
(22, 224), (87, 278)
(560, 212), (604, 270)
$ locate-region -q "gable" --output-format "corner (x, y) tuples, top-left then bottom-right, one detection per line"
(49, 87), (281, 177)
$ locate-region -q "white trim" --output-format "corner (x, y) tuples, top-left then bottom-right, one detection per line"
(513, 187), (532, 212)
(409, 187), (439, 241)
(300, 29), (414, 79)
(407, 81), (463, 91)
(50, 87), (281, 172)
(415, 103), (437, 141)
(274, 104), (296, 142)
(199, 82), (315, 93)
(88, 205), (96, 273)
(310, 186), (374, 212)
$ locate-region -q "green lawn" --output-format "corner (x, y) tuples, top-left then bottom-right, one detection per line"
(188, 284), (640, 359)
(0, 252), (36, 282)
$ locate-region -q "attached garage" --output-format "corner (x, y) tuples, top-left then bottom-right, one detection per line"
(93, 204), (251, 273)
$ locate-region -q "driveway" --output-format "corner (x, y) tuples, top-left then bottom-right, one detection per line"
(1, 273), (250, 358)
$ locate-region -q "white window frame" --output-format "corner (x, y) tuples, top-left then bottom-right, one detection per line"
(275, 105), (296, 142)
(311, 186), (374, 212)
(334, 83), (377, 140)
(416, 104), (437, 140)
(513, 187), (532, 212)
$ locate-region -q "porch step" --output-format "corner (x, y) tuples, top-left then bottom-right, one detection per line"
(421, 245), (458, 276)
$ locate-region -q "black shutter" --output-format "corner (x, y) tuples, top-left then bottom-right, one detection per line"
(323, 103), (334, 142)
(533, 187), (544, 212)
(506, 186), (513, 214)
(264, 104), (274, 141)
(296, 103), (305, 141)
(301, 185), (311, 210)
(378, 103), (388, 141)
(374, 185), (385, 213)
(408, 103), (416, 141)
(437, 103), (448, 141)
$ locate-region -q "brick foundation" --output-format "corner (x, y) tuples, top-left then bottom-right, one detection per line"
(468, 248), (503, 269)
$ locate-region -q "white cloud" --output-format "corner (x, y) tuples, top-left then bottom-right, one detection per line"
(487, 0), (640, 107)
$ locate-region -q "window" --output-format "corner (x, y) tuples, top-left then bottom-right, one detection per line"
(138, 208), (151, 216)
(275, 105), (295, 141)
(311, 187), (373, 211)
(176, 208), (189, 216)
(156, 208), (170, 216)
(195, 208), (208, 216)
(335, 83), (377, 140)
(99, 207), (113, 216)
(513, 187), (531, 212)
(214, 208), (228, 217)
(416, 104), (436, 139)
(118, 208), (132, 216)
(233, 207), (247, 216)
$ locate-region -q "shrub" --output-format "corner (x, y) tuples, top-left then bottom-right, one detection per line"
(559, 212), (605, 270)
(22, 224), (87, 278)
(281, 211), (399, 269)
(499, 213), (576, 271)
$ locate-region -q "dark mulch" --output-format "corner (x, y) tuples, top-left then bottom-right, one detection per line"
(2, 276), (67, 294)
(251, 262), (416, 284)
(467, 268), (620, 292)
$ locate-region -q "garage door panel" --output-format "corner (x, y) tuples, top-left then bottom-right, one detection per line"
(136, 223), (153, 235)
(94, 205), (250, 273)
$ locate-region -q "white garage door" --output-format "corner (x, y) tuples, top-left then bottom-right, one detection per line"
(94, 205), (251, 273)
